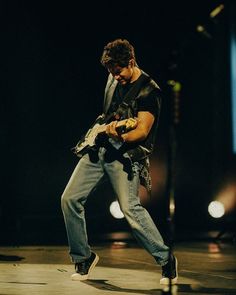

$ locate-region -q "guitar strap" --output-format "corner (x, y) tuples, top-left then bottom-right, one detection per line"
(122, 72), (150, 105)
(104, 72), (150, 122)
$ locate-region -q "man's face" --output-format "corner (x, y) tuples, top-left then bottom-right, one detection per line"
(108, 63), (133, 85)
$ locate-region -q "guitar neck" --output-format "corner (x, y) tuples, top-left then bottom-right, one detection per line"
(98, 119), (130, 134)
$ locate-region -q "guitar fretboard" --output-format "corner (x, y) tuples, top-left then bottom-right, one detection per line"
(97, 119), (137, 134)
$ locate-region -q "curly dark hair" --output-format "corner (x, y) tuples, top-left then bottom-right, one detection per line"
(100, 39), (136, 69)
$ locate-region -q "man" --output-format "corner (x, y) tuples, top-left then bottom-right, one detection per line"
(61, 38), (178, 285)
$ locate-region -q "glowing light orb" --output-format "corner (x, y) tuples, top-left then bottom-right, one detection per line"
(109, 201), (124, 219)
(208, 201), (225, 218)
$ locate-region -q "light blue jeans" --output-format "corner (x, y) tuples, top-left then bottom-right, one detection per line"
(61, 147), (169, 265)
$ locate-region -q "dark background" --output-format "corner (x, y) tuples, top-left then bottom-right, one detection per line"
(1, 0), (235, 245)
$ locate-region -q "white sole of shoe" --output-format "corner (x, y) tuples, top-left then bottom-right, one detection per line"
(160, 257), (178, 285)
(71, 254), (99, 281)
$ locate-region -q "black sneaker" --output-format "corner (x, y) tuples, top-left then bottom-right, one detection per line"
(71, 252), (99, 281)
(160, 254), (178, 285)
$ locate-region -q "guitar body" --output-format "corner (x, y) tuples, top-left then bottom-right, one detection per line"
(72, 116), (138, 158)
(72, 122), (106, 157)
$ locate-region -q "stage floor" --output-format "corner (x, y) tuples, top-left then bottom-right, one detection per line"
(0, 237), (236, 295)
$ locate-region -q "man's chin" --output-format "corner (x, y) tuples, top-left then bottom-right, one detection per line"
(118, 80), (127, 85)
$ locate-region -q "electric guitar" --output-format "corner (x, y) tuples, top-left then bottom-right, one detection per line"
(72, 116), (138, 158)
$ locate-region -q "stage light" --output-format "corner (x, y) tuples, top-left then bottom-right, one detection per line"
(209, 4), (224, 19)
(196, 24), (212, 39)
(109, 201), (124, 219)
(196, 4), (225, 40)
(208, 201), (225, 218)
(215, 182), (236, 213)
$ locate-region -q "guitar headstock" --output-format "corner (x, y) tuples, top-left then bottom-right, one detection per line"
(125, 118), (138, 131)
(115, 117), (138, 134)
